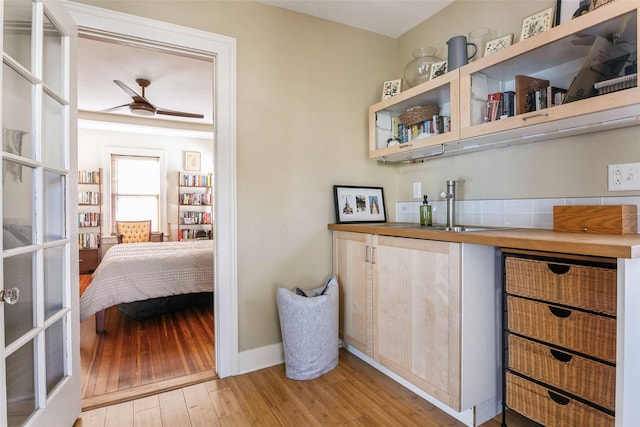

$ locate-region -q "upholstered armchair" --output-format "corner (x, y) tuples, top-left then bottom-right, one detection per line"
(116, 220), (152, 243)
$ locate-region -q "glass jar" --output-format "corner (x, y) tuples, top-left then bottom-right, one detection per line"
(403, 47), (441, 88)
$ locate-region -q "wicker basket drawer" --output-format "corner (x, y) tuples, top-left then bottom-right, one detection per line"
(507, 296), (616, 363)
(509, 335), (615, 411)
(506, 372), (614, 427)
(505, 257), (616, 315)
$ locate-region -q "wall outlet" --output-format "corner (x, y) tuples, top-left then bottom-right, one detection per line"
(413, 182), (421, 198)
(608, 163), (640, 191)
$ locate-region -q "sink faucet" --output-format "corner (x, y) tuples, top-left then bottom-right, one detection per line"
(440, 180), (464, 229)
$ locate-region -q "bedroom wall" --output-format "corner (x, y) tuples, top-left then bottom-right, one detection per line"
(72, 0), (398, 353)
(77, 123), (213, 241)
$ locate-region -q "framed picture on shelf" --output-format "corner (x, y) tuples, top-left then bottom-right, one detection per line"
(333, 185), (386, 224)
(184, 151), (201, 171)
(381, 79), (402, 100)
(520, 7), (554, 40)
(484, 34), (513, 56)
(430, 60), (448, 79)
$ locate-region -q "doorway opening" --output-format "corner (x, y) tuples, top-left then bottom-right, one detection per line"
(76, 33), (217, 409)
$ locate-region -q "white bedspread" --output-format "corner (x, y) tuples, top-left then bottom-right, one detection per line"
(80, 240), (214, 321)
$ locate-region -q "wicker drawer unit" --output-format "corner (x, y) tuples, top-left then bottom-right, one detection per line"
(507, 296), (616, 363)
(508, 335), (616, 411)
(505, 257), (617, 316)
(506, 373), (615, 427)
(503, 252), (617, 425)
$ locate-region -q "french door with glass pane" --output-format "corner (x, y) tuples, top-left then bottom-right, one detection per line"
(1, 1), (80, 425)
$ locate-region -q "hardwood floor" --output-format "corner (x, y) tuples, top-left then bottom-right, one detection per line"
(76, 349), (534, 427)
(80, 274), (216, 410)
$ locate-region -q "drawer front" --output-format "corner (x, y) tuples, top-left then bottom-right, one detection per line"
(505, 257), (616, 315)
(509, 335), (615, 411)
(506, 372), (614, 427)
(79, 249), (99, 273)
(507, 296), (616, 363)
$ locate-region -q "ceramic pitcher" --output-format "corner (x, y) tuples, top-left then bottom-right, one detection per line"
(447, 35), (477, 70)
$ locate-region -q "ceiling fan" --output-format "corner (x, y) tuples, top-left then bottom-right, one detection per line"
(103, 78), (204, 119)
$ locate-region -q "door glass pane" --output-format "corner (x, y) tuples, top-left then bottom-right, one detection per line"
(43, 11), (64, 95)
(2, 161), (34, 248)
(43, 171), (65, 242)
(45, 318), (66, 395)
(44, 245), (64, 319)
(42, 94), (65, 169)
(3, 0), (32, 71)
(6, 341), (35, 427)
(3, 253), (34, 346)
(3, 63), (34, 160)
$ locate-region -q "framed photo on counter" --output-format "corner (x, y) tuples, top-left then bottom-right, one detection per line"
(333, 185), (386, 223)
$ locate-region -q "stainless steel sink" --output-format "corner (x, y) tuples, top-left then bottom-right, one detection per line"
(379, 223), (507, 232)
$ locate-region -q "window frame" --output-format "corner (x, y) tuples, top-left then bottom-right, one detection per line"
(102, 147), (166, 236)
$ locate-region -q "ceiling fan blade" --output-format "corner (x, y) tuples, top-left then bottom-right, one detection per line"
(155, 107), (204, 119)
(113, 80), (155, 106)
(101, 103), (131, 112)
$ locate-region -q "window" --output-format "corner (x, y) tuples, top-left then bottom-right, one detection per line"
(110, 154), (161, 233)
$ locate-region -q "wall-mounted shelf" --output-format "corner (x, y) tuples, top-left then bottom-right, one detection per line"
(370, 2), (639, 163)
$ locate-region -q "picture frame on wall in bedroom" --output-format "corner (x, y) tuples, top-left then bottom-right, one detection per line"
(333, 185), (386, 224)
(184, 151), (201, 171)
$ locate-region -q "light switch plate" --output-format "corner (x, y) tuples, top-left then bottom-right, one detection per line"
(413, 182), (421, 198)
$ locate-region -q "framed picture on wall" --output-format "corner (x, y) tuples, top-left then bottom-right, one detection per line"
(333, 185), (386, 224)
(184, 151), (201, 171)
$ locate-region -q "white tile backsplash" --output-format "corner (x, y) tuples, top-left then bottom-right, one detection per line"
(397, 196), (640, 232)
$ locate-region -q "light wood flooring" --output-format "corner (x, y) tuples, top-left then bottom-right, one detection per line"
(80, 275), (216, 410)
(76, 349), (533, 427)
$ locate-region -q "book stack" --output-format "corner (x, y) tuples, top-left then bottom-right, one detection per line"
(594, 73), (637, 95)
(515, 75), (566, 114)
(395, 116), (451, 143)
(484, 91), (515, 122)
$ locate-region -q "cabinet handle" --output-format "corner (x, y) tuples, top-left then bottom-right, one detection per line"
(547, 263), (571, 275)
(550, 349), (573, 363)
(522, 112), (549, 121)
(364, 245), (370, 263)
(547, 391), (570, 406)
(548, 306), (572, 318)
(370, 247), (376, 264)
(399, 143), (414, 149)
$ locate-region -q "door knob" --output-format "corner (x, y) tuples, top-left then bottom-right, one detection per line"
(0, 288), (19, 304)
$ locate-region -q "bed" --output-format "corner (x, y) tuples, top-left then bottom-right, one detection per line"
(80, 240), (214, 330)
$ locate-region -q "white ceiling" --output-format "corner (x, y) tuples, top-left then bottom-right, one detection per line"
(77, 37), (214, 125)
(77, 1), (452, 127)
(257, 0), (454, 38)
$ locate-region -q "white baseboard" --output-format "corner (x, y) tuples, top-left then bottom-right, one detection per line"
(238, 342), (284, 375)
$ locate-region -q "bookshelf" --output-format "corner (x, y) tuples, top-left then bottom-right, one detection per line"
(78, 168), (102, 273)
(178, 172), (213, 241)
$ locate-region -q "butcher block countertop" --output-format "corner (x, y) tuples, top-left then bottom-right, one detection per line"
(328, 222), (640, 259)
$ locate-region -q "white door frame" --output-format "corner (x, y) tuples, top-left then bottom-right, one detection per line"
(63, 2), (239, 377)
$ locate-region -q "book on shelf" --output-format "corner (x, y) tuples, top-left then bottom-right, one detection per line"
(78, 170), (100, 184)
(515, 75), (549, 114)
(79, 232), (100, 249)
(594, 73), (637, 95)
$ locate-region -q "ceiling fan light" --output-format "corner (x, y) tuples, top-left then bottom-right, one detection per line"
(130, 103), (156, 117)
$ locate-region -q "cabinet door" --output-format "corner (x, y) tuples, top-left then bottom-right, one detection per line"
(333, 231), (374, 357)
(374, 236), (461, 410)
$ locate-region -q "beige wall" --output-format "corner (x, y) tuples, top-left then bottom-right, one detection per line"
(395, 0), (640, 202)
(73, 0), (640, 354)
(73, 1), (398, 351)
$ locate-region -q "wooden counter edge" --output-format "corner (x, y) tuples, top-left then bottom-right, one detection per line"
(328, 223), (640, 259)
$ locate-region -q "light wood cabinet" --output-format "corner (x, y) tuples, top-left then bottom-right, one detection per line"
(333, 231), (500, 413)
(370, 2), (639, 163)
(333, 231), (374, 357)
